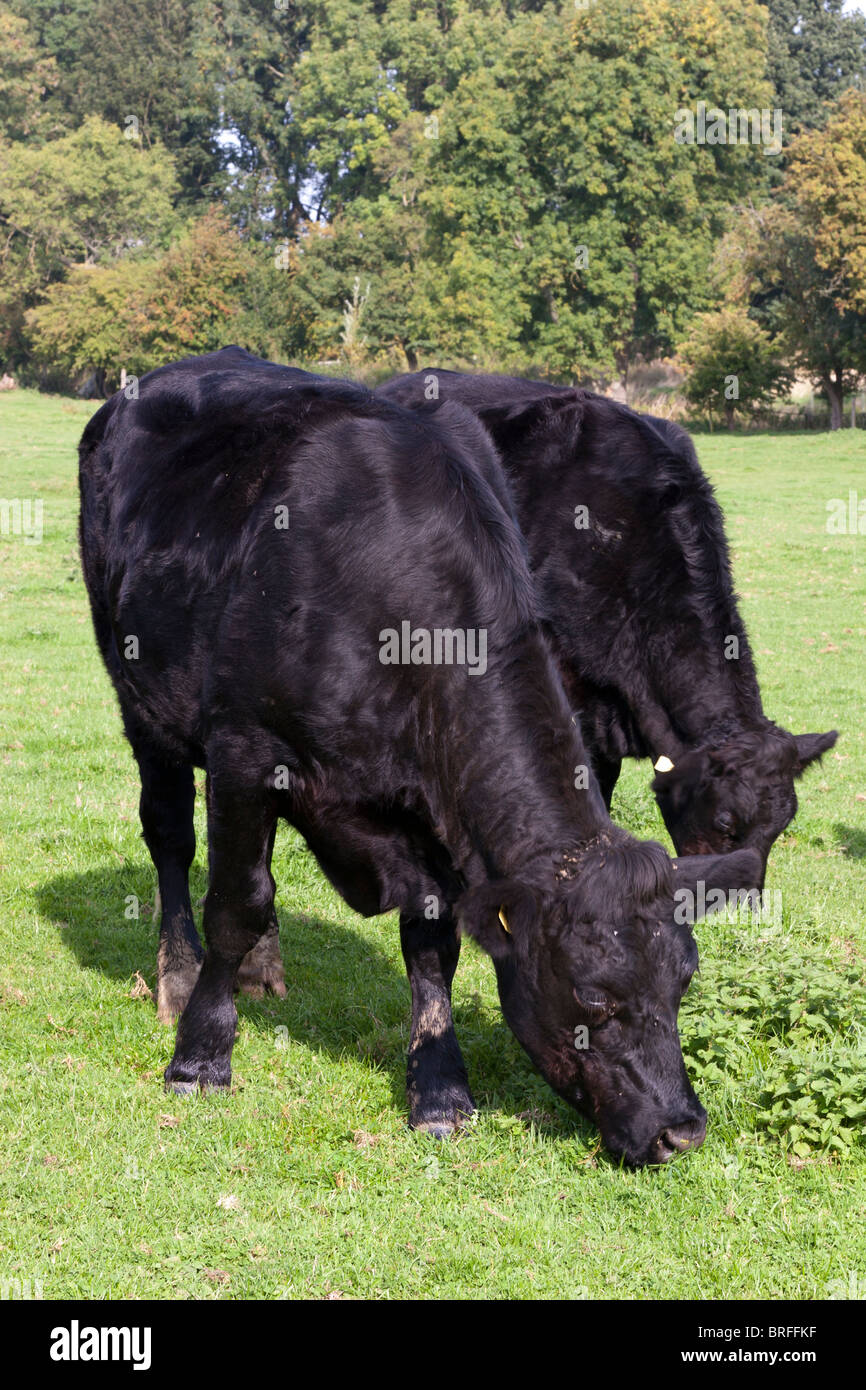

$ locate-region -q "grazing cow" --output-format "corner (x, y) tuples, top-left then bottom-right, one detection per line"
(378, 370), (837, 879)
(79, 347), (761, 1166)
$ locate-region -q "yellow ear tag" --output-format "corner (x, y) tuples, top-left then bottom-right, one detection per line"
(654, 755), (675, 773)
(498, 906), (511, 935)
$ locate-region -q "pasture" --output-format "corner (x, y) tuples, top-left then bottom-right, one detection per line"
(0, 390), (863, 1300)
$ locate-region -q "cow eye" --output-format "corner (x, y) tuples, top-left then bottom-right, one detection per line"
(572, 987), (615, 1024)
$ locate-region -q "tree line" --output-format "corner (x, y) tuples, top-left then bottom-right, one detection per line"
(1, 0), (865, 426)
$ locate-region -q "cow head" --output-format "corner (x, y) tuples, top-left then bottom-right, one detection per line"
(651, 727), (837, 879)
(457, 840), (762, 1166)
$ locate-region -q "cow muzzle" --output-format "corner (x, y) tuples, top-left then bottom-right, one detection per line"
(648, 1111), (707, 1164)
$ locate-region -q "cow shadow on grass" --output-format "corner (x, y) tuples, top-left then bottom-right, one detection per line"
(834, 823), (866, 860)
(35, 864), (591, 1147)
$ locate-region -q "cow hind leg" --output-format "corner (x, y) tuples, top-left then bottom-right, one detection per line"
(134, 745), (203, 1025)
(236, 820), (287, 1000)
(165, 781), (276, 1093)
(401, 911), (475, 1138)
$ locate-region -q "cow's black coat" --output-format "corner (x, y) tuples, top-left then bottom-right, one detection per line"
(377, 370), (837, 877)
(79, 348), (760, 1165)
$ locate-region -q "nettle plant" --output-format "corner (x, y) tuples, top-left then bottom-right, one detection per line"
(680, 942), (866, 1159)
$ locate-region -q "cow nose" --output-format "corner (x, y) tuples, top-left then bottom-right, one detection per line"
(656, 1115), (707, 1161)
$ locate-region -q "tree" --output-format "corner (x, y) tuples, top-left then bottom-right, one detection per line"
(25, 210), (299, 388)
(0, 115), (178, 270)
(282, 0), (776, 378)
(0, 115), (178, 369)
(678, 306), (792, 426)
(5, 0), (222, 204)
(766, 0), (866, 137)
(414, 0), (774, 375)
(741, 92), (866, 427)
(128, 210), (254, 366)
(747, 203), (866, 428)
(782, 90), (866, 313)
(23, 257), (145, 391)
(0, 4), (59, 141)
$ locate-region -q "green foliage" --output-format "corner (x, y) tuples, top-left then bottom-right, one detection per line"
(24, 258), (143, 382)
(5, 0), (221, 204)
(734, 92), (866, 427)
(190, 0), (309, 230)
(0, 114), (178, 371)
(0, 114), (178, 269)
(767, 0), (866, 137)
(25, 211), (291, 386)
(784, 90), (866, 317)
(756, 1050), (865, 1158)
(682, 941), (866, 1158)
(679, 305), (792, 425)
(283, 0), (776, 374)
(3, 1), (865, 387)
(0, 4), (59, 141)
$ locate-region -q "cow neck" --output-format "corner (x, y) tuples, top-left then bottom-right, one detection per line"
(640, 595), (767, 759)
(642, 690), (770, 764)
(422, 633), (610, 883)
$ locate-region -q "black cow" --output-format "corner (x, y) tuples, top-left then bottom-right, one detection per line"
(78, 347), (760, 1166)
(378, 370), (837, 879)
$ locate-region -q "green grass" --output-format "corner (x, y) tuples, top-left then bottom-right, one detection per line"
(1, 391), (864, 1300)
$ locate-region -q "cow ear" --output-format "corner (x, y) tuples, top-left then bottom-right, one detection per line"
(670, 848), (764, 922)
(793, 730), (838, 775)
(456, 880), (540, 959)
(477, 391), (582, 450)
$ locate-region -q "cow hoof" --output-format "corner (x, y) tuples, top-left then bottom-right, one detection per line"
(162, 1061), (230, 1095)
(409, 1096), (475, 1139)
(163, 1077), (230, 1096)
(237, 924), (287, 1001)
(164, 1059), (231, 1093)
(164, 1078), (197, 1097)
(156, 934), (203, 1024)
(412, 1119), (460, 1140)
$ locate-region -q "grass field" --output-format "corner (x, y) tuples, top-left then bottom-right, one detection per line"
(1, 390), (864, 1301)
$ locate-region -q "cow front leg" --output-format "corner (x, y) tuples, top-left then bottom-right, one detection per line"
(165, 788), (276, 1093)
(134, 744), (202, 1024)
(401, 912), (474, 1137)
(593, 751), (622, 812)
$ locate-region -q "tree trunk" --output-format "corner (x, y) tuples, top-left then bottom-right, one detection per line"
(724, 400), (735, 429)
(824, 371), (844, 431)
